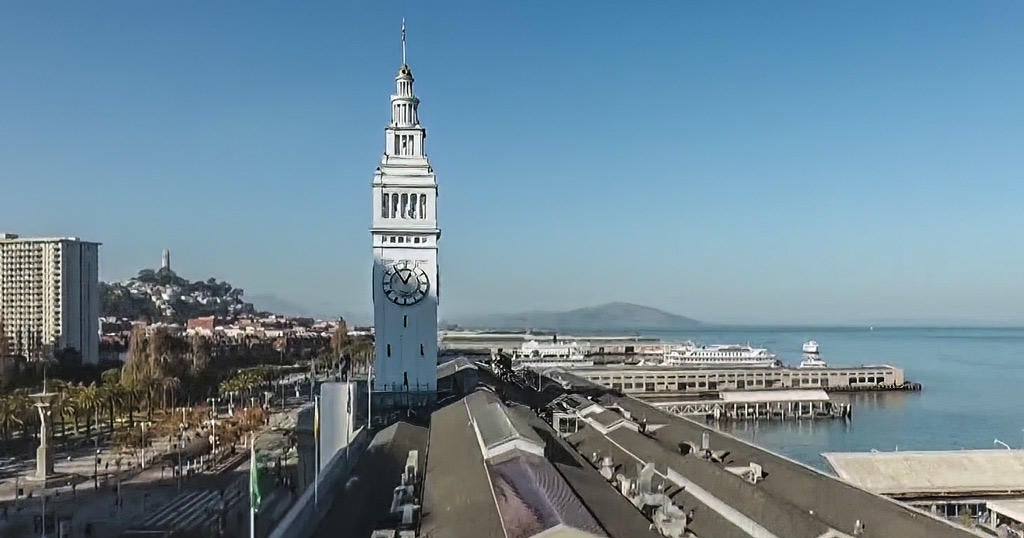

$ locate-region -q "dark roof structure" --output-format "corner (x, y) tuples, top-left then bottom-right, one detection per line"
(306, 366), (981, 538)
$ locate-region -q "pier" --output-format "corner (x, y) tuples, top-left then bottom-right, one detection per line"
(652, 389), (852, 421)
(564, 363), (915, 396)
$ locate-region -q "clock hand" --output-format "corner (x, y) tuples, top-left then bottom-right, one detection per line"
(398, 269), (412, 284)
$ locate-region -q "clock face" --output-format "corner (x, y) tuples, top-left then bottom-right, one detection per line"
(382, 260), (430, 306)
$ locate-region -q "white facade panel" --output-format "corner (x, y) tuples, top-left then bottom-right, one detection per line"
(320, 381), (355, 469)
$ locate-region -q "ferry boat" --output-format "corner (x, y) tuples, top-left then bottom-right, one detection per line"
(660, 342), (780, 368)
(516, 339), (586, 360)
(512, 339), (592, 370)
(798, 339), (828, 368)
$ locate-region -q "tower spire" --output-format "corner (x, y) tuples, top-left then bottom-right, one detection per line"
(401, 18), (407, 65)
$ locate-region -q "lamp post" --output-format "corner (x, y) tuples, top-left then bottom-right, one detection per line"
(40, 493), (46, 538)
(93, 449), (101, 489)
(207, 418), (218, 457)
(177, 423), (185, 492)
(140, 421), (149, 467)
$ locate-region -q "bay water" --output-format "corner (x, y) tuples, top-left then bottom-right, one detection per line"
(642, 327), (1024, 471)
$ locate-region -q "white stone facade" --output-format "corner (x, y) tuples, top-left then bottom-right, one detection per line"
(0, 234), (100, 364)
(370, 59), (440, 396)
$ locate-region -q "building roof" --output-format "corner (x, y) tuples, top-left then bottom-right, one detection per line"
(312, 421), (428, 538)
(567, 424), (834, 538)
(421, 390), (662, 538)
(567, 364), (898, 374)
(984, 498), (1024, 523)
(465, 390), (545, 462)
(719, 389), (830, 403)
(0, 234), (101, 245)
(436, 356), (477, 379)
(595, 394), (980, 537)
(505, 405), (662, 538)
(419, 397), (505, 538)
(489, 454), (607, 538)
(823, 449), (1024, 496)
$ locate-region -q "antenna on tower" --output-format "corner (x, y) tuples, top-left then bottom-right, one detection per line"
(401, 18), (407, 65)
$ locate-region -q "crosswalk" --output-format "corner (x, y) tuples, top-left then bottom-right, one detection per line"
(207, 452), (247, 475)
(130, 484), (247, 533)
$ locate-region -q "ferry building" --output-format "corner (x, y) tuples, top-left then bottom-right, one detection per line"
(370, 29), (440, 415)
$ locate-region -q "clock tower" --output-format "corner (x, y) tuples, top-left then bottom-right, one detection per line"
(371, 22), (439, 412)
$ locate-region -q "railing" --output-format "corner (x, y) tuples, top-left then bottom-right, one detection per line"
(266, 426), (369, 538)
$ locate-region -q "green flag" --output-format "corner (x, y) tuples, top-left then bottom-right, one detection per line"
(250, 439), (263, 512)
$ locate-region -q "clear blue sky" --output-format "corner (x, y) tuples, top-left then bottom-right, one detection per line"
(3, 2), (1023, 325)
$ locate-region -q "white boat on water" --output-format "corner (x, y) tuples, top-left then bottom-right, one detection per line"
(798, 339), (828, 368)
(798, 356), (828, 368)
(659, 342), (780, 368)
(516, 339), (586, 360)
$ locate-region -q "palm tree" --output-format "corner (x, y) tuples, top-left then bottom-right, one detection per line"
(122, 384), (139, 429)
(0, 394), (27, 442)
(78, 383), (102, 439)
(47, 380), (74, 442)
(162, 377), (181, 409)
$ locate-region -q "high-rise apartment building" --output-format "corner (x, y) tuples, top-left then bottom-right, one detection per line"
(0, 233), (100, 364)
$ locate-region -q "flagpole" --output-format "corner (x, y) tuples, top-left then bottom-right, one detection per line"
(250, 433), (256, 538)
(345, 383), (351, 465)
(314, 395), (320, 510)
(367, 365), (373, 431)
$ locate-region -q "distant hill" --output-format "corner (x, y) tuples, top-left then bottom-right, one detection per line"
(101, 266), (256, 323)
(462, 302), (700, 332)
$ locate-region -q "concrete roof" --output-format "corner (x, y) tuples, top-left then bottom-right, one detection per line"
(719, 389), (830, 403)
(312, 421), (428, 538)
(489, 454), (607, 538)
(506, 405), (662, 538)
(597, 394), (981, 537)
(568, 424), (834, 538)
(437, 356), (477, 379)
(465, 390), (545, 461)
(420, 398), (505, 538)
(823, 450), (1024, 496)
(985, 498), (1024, 523)
(422, 391), (659, 538)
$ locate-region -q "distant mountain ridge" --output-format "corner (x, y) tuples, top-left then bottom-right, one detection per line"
(462, 302), (700, 332)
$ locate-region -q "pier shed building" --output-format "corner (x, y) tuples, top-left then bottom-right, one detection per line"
(568, 364), (907, 395)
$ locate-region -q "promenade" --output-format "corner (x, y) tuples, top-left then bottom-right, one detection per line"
(0, 395), (305, 538)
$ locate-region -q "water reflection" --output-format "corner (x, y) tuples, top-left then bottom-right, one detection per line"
(645, 327), (1024, 471)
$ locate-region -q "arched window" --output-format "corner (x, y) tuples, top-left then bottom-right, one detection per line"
(400, 193), (409, 218)
(391, 194), (399, 218)
(408, 194), (417, 219)
(420, 196), (427, 219)
(386, 344), (391, 357)
(420, 344), (424, 356)
(382, 193), (389, 218)
(403, 315), (407, 328)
